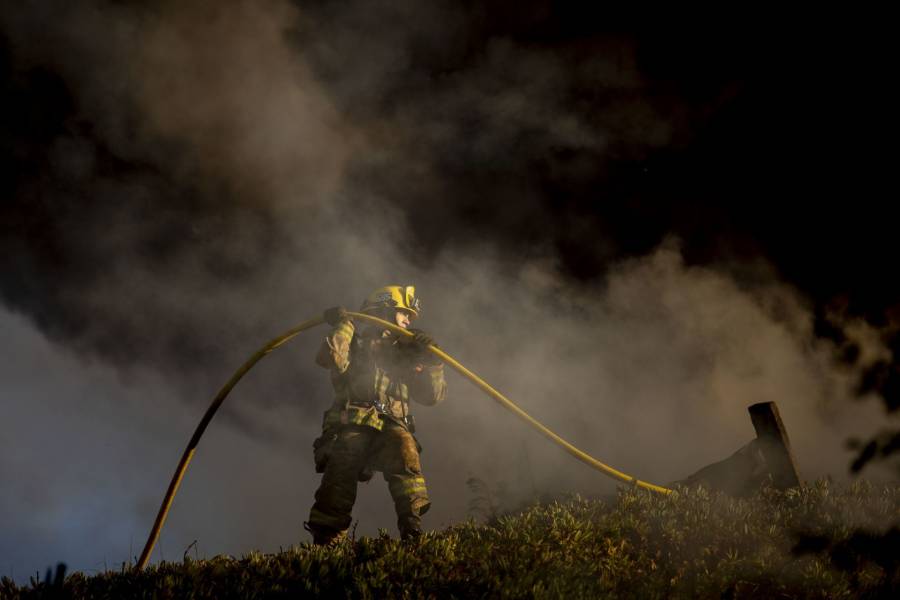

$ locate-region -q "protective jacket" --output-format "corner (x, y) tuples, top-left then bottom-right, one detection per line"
(315, 318), (447, 432)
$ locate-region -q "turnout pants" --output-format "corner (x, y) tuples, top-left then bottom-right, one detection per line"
(308, 421), (430, 541)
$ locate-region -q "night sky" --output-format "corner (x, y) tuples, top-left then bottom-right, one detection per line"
(2, 1), (897, 582)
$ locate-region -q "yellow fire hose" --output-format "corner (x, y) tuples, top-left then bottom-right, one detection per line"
(136, 310), (671, 570)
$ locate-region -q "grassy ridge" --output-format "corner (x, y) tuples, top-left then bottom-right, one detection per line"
(3, 480), (898, 599)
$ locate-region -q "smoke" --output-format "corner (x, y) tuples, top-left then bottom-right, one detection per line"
(412, 241), (890, 508)
(0, 0), (894, 582)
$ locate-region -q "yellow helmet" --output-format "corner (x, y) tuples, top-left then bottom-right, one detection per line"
(360, 285), (421, 319)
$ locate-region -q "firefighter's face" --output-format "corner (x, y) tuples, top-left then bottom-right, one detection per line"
(395, 310), (411, 329)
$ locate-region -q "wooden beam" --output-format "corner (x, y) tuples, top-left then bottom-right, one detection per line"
(748, 401), (800, 489)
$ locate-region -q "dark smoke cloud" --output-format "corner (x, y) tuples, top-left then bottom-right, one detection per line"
(1, 0), (896, 582)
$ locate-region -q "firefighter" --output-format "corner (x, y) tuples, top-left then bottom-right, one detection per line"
(305, 285), (447, 544)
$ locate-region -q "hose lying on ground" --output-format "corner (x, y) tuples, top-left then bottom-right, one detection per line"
(136, 311), (671, 570)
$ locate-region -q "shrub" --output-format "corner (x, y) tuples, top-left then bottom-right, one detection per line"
(3, 479), (898, 599)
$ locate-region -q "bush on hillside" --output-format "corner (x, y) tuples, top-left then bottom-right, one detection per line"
(3, 479), (898, 599)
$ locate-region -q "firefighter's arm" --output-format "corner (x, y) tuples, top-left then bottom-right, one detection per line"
(406, 362), (447, 406)
(315, 319), (355, 373)
(396, 328), (446, 405)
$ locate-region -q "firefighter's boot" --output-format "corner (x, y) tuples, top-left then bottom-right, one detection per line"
(304, 521), (345, 546)
(398, 513), (423, 541)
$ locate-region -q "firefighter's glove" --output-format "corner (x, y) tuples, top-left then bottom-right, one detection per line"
(397, 328), (434, 349)
(400, 329), (441, 365)
(411, 331), (435, 349)
(323, 306), (349, 327)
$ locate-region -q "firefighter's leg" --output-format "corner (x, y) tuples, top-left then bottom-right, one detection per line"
(379, 424), (430, 540)
(307, 425), (374, 544)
